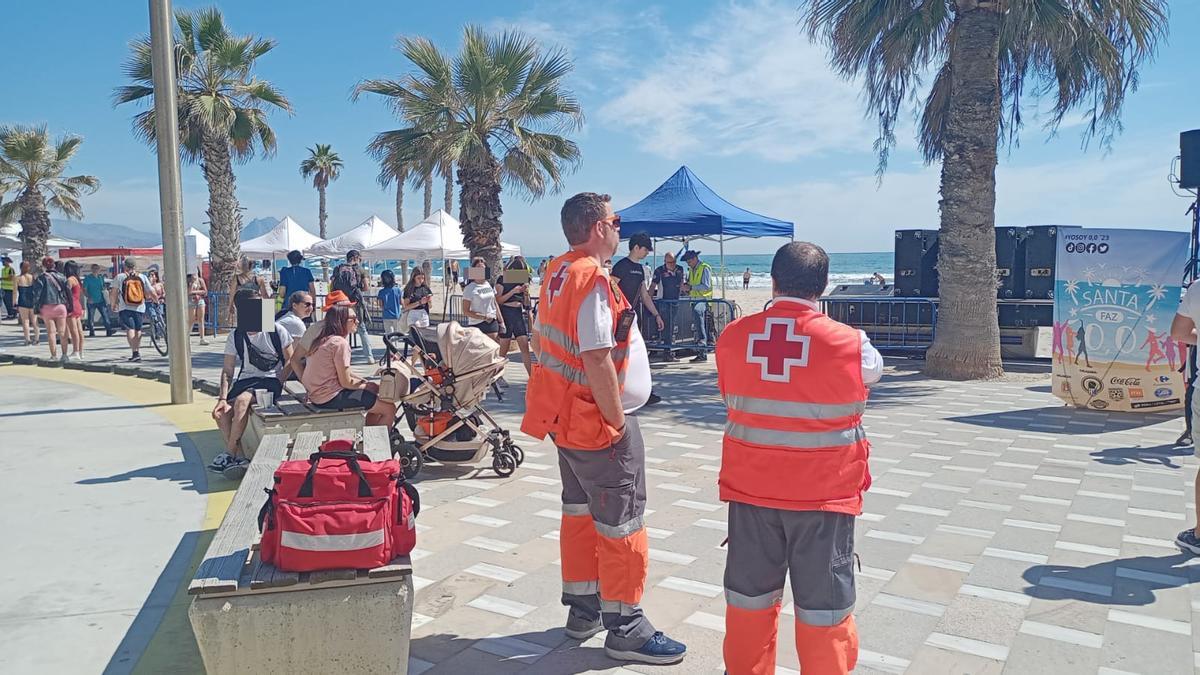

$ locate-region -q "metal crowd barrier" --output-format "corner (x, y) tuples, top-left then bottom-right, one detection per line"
(820, 296), (938, 353)
(641, 298), (737, 354)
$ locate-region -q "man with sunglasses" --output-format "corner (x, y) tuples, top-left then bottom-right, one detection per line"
(277, 291), (314, 339)
(524, 193), (686, 665)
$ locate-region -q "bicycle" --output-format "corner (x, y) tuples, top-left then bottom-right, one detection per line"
(147, 303), (168, 356)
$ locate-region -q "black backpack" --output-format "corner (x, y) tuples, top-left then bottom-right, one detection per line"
(234, 330), (285, 375)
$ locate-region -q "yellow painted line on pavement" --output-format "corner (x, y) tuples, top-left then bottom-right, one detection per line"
(1, 364), (234, 674)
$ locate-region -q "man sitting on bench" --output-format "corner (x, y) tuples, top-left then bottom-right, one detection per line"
(286, 290), (353, 383)
(210, 299), (295, 478)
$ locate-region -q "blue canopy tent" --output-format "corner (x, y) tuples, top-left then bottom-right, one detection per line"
(617, 166), (794, 295)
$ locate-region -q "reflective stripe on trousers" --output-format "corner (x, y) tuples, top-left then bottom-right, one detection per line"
(724, 502), (858, 674)
(557, 416), (656, 651)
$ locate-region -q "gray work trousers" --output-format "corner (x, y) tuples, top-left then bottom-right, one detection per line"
(557, 415), (656, 651)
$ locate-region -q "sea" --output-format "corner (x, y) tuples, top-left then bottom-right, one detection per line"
(355, 252), (893, 290)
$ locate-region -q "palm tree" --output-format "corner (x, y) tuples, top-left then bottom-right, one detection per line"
(356, 26), (583, 272)
(299, 144), (343, 239)
(114, 7), (291, 296)
(0, 125), (99, 264)
(802, 0), (1167, 379)
(443, 160), (453, 213)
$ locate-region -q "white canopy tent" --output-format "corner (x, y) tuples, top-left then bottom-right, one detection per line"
(308, 215), (399, 257)
(365, 210), (521, 259)
(240, 216), (322, 256)
(0, 223), (81, 253)
(151, 226), (211, 257)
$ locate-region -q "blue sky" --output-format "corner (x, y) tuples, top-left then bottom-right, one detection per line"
(6, 0), (1200, 255)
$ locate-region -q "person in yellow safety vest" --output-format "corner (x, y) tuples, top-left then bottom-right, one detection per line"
(1, 256), (16, 320)
(679, 250), (713, 362)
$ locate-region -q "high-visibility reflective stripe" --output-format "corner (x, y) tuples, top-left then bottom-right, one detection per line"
(539, 323), (580, 355)
(726, 394), (865, 419)
(600, 599), (642, 616)
(726, 423), (865, 449)
(725, 587), (785, 611)
(563, 503), (590, 516)
(795, 605), (854, 627)
(593, 516), (643, 539)
(541, 352), (588, 385)
(563, 580), (599, 596)
(280, 528), (385, 552)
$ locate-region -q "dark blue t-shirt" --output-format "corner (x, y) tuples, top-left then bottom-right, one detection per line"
(278, 265), (314, 300)
(377, 286), (402, 319)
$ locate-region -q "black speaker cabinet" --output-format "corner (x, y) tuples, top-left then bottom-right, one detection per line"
(1181, 129), (1200, 189)
(994, 226), (1026, 298)
(894, 229), (939, 297)
(1023, 225), (1080, 299)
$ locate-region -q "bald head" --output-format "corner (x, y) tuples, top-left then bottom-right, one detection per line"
(771, 242), (829, 300)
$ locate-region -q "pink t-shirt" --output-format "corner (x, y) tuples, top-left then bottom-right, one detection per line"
(302, 335), (351, 405)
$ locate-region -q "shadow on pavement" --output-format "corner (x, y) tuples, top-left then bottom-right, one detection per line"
(76, 430), (232, 495)
(1022, 553), (1196, 606)
(103, 529), (209, 675)
(949, 407), (1176, 434)
(1090, 442), (1193, 469)
(411, 629), (621, 674)
(0, 402), (172, 418)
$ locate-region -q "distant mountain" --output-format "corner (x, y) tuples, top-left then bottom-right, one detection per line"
(41, 215), (281, 248)
(50, 219), (162, 248)
(239, 216), (279, 240)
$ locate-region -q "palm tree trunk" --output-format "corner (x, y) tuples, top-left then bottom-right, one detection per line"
(458, 146), (503, 275)
(18, 189), (51, 268)
(200, 133), (243, 325)
(924, 2), (1004, 380)
(317, 185), (328, 239)
(443, 163), (453, 213)
(395, 183), (404, 232)
(423, 170), (433, 218)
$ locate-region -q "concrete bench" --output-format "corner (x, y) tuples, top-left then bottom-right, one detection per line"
(188, 426), (413, 674)
(240, 382), (365, 458)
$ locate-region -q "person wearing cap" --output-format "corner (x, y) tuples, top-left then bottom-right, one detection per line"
(612, 232), (664, 405)
(1, 256), (16, 320)
(680, 250), (714, 362)
(286, 290), (352, 381)
(332, 249), (373, 364)
(278, 249), (316, 304)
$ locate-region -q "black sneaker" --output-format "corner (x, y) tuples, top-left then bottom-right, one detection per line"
(1175, 430), (1193, 447)
(1176, 529), (1200, 556)
(645, 392), (662, 406)
(605, 632), (686, 665)
(130, 353), (141, 363)
(690, 353), (708, 363)
(208, 452), (235, 473)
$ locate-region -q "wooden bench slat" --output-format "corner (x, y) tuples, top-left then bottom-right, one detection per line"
(366, 555), (413, 579)
(362, 425), (392, 462)
(189, 434), (291, 595)
(328, 428), (357, 446)
(289, 430), (326, 461)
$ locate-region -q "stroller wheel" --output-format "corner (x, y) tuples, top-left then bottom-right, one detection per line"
(398, 443), (423, 479)
(508, 444), (525, 466)
(492, 452), (517, 478)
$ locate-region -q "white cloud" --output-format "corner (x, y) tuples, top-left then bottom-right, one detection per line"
(734, 147), (1192, 253)
(597, 0), (870, 162)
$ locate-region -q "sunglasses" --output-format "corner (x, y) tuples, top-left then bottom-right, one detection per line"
(601, 214), (622, 229)
(348, 315), (359, 323)
(297, 301), (314, 307)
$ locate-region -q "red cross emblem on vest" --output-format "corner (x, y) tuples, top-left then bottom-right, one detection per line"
(746, 317), (810, 382)
(545, 265), (569, 304)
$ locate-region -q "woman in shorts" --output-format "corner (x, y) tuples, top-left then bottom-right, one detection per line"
(496, 256), (533, 374)
(16, 260), (39, 346)
(402, 268), (433, 329)
(31, 257), (71, 362)
(188, 272), (209, 345)
(462, 257), (502, 342)
(300, 305), (397, 426)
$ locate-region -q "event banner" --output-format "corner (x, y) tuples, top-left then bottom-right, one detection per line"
(1052, 228), (1190, 412)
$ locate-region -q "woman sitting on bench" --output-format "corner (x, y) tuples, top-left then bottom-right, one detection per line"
(301, 304), (397, 426)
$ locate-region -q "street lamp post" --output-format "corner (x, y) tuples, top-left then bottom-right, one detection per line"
(148, 0), (192, 403)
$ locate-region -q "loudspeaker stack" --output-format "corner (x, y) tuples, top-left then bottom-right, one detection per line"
(994, 226), (1026, 298)
(894, 229), (939, 297)
(1181, 130), (1200, 190)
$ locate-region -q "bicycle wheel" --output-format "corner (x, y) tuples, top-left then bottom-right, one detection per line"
(151, 312), (168, 356)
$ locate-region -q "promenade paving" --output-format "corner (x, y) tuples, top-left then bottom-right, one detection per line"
(4, 316), (1200, 673)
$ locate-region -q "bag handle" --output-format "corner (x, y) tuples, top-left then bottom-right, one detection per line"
(298, 450), (373, 499)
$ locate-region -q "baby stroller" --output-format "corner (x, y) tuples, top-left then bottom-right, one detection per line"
(381, 322), (524, 479)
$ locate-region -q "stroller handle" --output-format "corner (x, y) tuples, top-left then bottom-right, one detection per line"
(383, 331), (408, 355)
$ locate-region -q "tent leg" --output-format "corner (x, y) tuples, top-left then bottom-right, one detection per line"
(719, 236), (726, 299)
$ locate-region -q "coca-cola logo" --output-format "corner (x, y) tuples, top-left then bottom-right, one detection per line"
(1109, 377), (1141, 386)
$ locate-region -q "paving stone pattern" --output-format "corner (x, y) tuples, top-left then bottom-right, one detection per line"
(5, 321), (1199, 674)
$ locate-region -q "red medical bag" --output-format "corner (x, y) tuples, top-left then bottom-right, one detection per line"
(259, 439), (418, 572)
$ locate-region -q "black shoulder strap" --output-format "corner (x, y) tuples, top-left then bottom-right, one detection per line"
(234, 330), (247, 377)
(270, 330), (283, 362)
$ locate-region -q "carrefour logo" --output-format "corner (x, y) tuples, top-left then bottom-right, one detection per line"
(1155, 375), (1172, 384)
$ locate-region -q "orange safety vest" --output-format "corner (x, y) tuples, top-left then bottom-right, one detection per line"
(522, 250), (632, 450)
(716, 298), (871, 515)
